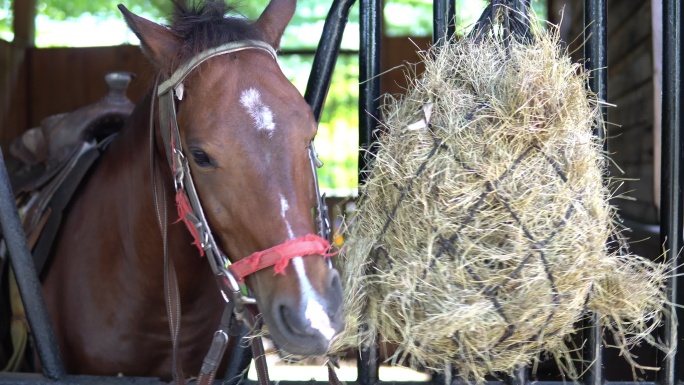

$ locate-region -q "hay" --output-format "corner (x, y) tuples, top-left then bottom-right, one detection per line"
(332, 18), (670, 382)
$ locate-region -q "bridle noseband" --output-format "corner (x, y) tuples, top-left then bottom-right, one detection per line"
(155, 39), (334, 312)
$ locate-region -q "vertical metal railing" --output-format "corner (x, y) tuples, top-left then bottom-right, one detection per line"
(583, 0), (607, 384)
(358, 0), (382, 384)
(659, 0), (683, 384)
(358, 0), (382, 186)
(433, 0), (455, 46)
(0, 150), (65, 380)
(431, 6), (456, 382)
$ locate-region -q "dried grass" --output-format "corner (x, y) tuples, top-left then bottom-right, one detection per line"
(331, 19), (670, 383)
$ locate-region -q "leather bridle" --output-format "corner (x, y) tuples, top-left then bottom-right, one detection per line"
(157, 39), (333, 303)
(150, 40), (338, 384)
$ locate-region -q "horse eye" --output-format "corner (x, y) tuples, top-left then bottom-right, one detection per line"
(190, 149), (212, 167)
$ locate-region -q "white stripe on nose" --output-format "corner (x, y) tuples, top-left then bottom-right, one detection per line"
(305, 297), (336, 341)
(279, 194), (334, 341)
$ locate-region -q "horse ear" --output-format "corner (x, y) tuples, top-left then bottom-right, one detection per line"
(118, 4), (181, 72)
(253, 0), (296, 50)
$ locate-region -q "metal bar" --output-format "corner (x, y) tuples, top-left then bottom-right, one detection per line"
(0, 377), (678, 385)
(303, 0), (357, 122)
(358, 0), (382, 185)
(358, 0), (382, 382)
(659, 0), (683, 384)
(235, 381), (680, 385)
(0, 149), (65, 379)
(221, 324), (252, 385)
(584, 0), (608, 141)
(357, 342), (380, 385)
(516, 0), (531, 20)
(433, 0), (455, 46)
(583, 0), (607, 384)
(283, 48), (358, 56)
(0, 373), (164, 384)
(508, 366), (527, 385)
(430, 2), (453, 378)
(511, 0), (531, 39)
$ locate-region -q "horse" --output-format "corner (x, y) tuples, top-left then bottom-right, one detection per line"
(39, 0), (344, 380)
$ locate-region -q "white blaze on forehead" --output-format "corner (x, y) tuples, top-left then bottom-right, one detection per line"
(279, 194), (335, 340)
(240, 87), (275, 135)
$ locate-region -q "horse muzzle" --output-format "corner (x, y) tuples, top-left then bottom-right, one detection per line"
(267, 266), (345, 356)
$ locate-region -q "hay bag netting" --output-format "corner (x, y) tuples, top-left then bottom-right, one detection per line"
(332, 9), (670, 382)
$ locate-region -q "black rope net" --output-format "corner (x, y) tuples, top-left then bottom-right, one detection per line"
(332, 2), (669, 383)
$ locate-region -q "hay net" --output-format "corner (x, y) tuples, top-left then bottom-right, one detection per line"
(332, 5), (670, 383)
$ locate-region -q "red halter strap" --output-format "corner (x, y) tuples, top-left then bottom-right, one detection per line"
(228, 234), (336, 283)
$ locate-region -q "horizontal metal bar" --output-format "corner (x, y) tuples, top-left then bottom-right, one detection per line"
(240, 381), (668, 385)
(280, 48), (359, 56)
(0, 373), (164, 384)
(0, 375), (674, 385)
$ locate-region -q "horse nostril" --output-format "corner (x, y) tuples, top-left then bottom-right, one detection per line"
(279, 304), (306, 335)
(325, 269), (344, 317)
(328, 269), (341, 290)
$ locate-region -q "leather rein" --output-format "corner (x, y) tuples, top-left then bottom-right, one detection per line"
(150, 40), (338, 384)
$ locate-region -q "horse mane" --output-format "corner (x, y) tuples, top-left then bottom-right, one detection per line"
(169, 0), (264, 66)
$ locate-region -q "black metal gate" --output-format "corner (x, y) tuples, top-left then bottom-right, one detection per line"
(0, 0), (681, 383)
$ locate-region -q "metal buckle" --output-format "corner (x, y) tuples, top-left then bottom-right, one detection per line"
(310, 141), (324, 168)
(320, 192), (331, 240)
(173, 151), (186, 191)
(217, 268), (258, 329)
(197, 223), (210, 249)
(218, 271), (241, 297)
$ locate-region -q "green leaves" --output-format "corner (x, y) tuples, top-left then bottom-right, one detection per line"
(38, 0), (172, 20)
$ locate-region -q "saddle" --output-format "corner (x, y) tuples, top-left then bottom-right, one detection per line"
(10, 71), (135, 275)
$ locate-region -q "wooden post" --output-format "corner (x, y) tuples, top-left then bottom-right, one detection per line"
(12, 0), (36, 47)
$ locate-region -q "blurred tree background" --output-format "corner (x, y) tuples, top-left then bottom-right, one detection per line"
(0, 0), (546, 196)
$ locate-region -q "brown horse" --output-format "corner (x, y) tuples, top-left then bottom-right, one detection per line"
(40, 0), (344, 380)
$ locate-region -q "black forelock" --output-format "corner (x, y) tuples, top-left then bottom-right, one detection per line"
(169, 0), (263, 66)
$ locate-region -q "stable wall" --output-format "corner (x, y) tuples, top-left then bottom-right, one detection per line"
(556, 0), (658, 224)
(0, 43), (150, 155)
(0, 40), (29, 153)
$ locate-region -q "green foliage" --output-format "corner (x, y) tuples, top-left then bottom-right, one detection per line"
(38, 0), (172, 20)
(0, 0), (12, 40)
(279, 53), (360, 194)
(384, 0), (548, 37)
(314, 54), (359, 193)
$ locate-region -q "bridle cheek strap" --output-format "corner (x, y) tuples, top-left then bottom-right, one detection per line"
(228, 234), (337, 283)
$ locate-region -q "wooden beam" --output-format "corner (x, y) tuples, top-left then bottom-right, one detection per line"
(12, 0), (36, 47)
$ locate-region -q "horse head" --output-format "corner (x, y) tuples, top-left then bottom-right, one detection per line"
(119, 0), (344, 356)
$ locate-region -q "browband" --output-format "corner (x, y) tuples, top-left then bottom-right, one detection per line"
(157, 40), (277, 96)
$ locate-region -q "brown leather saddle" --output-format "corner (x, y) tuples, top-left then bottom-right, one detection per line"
(9, 71), (135, 275)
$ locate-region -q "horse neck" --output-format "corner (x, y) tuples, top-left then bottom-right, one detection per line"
(110, 88), (220, 304)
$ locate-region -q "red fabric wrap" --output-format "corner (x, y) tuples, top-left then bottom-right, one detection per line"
(175, 191), (205, 256)
(228, 234), (336, 282)
(169, 118), (205, 256)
